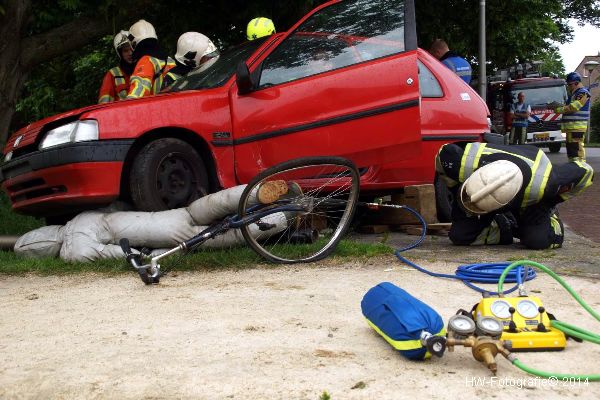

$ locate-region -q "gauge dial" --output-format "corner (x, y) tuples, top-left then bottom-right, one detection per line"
(476, 317), (504, 338)
(448, 315), (476, 335)
(490, 300), (511, 319)
(517, 299), (539, 319)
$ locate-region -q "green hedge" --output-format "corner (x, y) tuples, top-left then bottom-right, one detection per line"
(591, 98), (600, 143)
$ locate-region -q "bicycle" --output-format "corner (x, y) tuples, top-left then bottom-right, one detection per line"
(121, 156), (361, 284)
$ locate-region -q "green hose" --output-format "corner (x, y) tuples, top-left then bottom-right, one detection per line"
(497, 260), (600, 381)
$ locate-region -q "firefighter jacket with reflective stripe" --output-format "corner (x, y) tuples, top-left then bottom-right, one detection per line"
(440, 52), (472, 84)
(127, 56), (176, 99)
(436, 142), (593, 210)
(511, 102), (531, 128)
(98, 66), (131, 103)
(556, 86), (591, 132)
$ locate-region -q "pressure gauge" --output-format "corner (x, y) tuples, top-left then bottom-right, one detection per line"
(517, 299), (539, 319)
(448, 315), (476, 336)
(490, 300), (512, 319)
(476, 317), (504, 339)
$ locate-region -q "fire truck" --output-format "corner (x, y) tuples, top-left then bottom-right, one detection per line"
(487, 71), (567, 153)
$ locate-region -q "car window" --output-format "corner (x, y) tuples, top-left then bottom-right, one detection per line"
(168, 38), (267, 92)
(418, 61), (443, 98)
(259, 0), (406, 87)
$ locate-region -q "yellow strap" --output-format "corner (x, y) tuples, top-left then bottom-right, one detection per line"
(365, 318), (446, 351)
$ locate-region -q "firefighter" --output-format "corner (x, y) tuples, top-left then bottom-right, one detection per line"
(435, 142), (593, 250)
(161, 32), (219, 90)
(97, 31), (134, 103)
(550, 72), (591, 161)
(429, 39), (472, 84)
(126, 20), (176, 99)
(246, 17), (276, 41)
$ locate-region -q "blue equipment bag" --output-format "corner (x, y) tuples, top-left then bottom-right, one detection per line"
(361, 282), (446, 360)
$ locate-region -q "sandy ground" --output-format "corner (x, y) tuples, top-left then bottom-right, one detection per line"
(1, 253), (600, 399)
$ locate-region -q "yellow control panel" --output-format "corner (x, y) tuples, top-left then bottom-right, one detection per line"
(474, 296), (566, 351)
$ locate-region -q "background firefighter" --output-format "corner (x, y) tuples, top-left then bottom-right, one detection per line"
(551, 72), (591, 161)
(97, 31), (134, 103)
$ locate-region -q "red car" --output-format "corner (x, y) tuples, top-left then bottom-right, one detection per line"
(1, 0), (491, 221)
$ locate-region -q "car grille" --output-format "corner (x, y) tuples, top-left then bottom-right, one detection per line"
(6, 178), (67, 202)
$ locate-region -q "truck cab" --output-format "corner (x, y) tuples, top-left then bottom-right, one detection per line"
(488, 77), (567, 153)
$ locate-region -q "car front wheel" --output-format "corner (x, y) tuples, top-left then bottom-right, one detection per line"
(130, 138), (209, 211)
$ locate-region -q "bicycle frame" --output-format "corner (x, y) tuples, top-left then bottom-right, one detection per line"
(121, 202), (306, 284)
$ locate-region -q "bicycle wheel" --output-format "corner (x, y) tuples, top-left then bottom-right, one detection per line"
(238, 156), (360, 263)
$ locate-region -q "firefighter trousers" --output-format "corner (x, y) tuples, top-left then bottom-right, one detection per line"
(449, 203), (564, 250)
(565, 131), (586, 160)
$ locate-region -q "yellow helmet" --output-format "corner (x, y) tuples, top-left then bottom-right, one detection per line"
(246, 17), (276, 41)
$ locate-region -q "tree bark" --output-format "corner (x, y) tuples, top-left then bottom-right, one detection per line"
(0, 0), (30, 146)
(0, 1), (114, 145)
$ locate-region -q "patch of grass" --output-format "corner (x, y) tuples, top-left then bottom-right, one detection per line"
(0, 191), (44, 235)
(319, 392), (331, 400)
(0, 239), (393, 275)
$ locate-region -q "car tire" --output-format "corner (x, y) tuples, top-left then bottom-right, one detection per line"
(434, 175), (453, 223)
(548, 142), (561, 153)
(129, 138), (209, 211)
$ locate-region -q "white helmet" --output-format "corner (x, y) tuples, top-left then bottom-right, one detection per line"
(175, 32), (218, 70)
(460, 160), (523, 214)
(128, 19), (157, 49)
(113, 30), (131, 57)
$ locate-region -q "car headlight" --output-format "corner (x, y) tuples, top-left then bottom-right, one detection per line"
(487, 117), (492, 129)
(39, 120), (98, 150)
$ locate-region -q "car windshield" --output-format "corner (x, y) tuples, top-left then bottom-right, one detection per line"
(168, 38), (268, 92)
(510, 85), (568, 106)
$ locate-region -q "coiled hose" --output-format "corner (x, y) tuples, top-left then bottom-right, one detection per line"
(393, 206), (535, 295)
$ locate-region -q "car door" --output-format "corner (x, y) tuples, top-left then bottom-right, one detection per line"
(229, 0), (421, 183)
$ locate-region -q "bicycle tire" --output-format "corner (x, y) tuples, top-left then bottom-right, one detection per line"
(238, 156), (360, 263)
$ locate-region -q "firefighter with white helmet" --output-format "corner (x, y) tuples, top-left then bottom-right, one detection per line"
(436, 142), (593, 249)
(162, 32), (220, 90)
(246, 17), (276, 40)
(97, 30), (134, 103)
(126, 19), (176, 99)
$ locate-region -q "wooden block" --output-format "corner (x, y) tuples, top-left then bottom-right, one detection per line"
(362, 184), (438, 225)
(357, 225), (390, 234)
(395, 223), (451, 236)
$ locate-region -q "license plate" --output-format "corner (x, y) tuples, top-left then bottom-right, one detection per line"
(534, 133), (549, 141)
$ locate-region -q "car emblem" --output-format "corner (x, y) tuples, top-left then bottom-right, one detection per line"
(13, 135), (24, 148)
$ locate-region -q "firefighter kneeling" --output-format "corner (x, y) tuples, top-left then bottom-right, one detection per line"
(436, 142), (593, 249)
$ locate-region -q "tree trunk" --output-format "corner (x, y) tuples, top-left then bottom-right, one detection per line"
(0, 1), (115, 145)
(0, 0), (30, 146)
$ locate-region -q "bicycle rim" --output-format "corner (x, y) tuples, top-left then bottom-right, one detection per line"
(238, 157), (360, 263)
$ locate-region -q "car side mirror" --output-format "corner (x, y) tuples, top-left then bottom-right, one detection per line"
(236, 61), (255, 95)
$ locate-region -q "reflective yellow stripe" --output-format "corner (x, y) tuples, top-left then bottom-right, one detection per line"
(460, 143), (486, 182)
(128, 76), (152, 98)
(98, 94), (112, 103)
(560, 161), (594, 201)
(365, 318), (446, 351)
(522, 150), (551, 207)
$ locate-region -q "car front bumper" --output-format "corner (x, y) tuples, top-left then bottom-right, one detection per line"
(1, 140), (132, 217)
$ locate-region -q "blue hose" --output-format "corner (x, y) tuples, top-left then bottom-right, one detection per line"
(393, 206), (536, 295)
